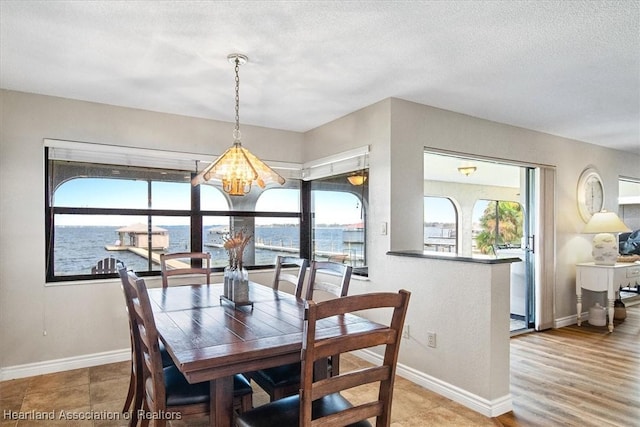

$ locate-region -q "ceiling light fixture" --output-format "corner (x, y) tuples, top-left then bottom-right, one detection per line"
(457, 165), (477, 176)
(192, 53), (285, 195)
(347, 172), (367, 186)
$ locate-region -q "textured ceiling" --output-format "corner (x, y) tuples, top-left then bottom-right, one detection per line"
(1, 1), (639, 154)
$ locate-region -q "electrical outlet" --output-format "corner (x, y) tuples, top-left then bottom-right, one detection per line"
(402, 324), (410, 339)
(427, 331), (436, 348)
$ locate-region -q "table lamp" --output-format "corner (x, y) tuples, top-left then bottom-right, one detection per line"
(582, 210), (631, 265)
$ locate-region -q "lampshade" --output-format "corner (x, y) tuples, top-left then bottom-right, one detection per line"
(457, 166), (477, 176)
(191, 53), (285, 195)
(582, 210), (631, 265)
(347, 172), (367, 186)
(582, 210), (630, 234)
(192, 142), (285, 194)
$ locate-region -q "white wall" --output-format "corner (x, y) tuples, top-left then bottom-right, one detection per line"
(2, 89), (639, 412)
(0, 89), (304, 369)
(302, 97), (640, 412)
(388, 98), (640, 321)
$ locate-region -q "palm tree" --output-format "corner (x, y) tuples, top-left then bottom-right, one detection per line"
(475, 201), (523, 255)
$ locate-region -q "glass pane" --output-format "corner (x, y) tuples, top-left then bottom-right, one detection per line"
(53, 178), (148, 209)
(200, 185), (230, 211)
(203, 216), (301, 268)
(255, 188), (301, 212)
(51, 214), (190, 276)
(311, 190), (365, 267)
(203, 216), (233, 268)
(151, 181), (191, 210)
(424, 196), (457, 253)
(472, 200), (523, 256)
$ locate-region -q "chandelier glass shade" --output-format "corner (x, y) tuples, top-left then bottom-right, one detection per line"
(457, 166), (477, 176)
(347, 172), (367, 186)
(192, 53), (285, 195)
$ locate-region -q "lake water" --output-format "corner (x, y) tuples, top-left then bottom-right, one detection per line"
(53, 225), (363, 276)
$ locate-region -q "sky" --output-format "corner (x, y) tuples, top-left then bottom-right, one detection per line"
(53, 178), (364, 226)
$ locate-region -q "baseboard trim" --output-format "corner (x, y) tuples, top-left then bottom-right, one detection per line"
(0, 349), (130, 381)
(555, 313), (579, 328)
(352, 349), (512, 418)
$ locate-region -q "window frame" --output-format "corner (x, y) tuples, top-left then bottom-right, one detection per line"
(45, 148), (303, 282)
(44, 141), (370, 282)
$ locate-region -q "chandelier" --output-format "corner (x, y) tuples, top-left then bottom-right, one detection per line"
(457, 165), (477, 176)
(347, 171), (367, 186)
(192, 53), (285, 195)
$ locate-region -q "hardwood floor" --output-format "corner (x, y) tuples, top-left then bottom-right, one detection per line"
(1, 305), (638, 426)
(497, 303), (640, 427)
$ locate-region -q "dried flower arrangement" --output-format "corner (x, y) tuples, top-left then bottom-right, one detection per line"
(223, 229), (252, 269)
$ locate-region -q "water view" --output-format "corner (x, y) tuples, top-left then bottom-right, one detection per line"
(53, 225), (364, 276)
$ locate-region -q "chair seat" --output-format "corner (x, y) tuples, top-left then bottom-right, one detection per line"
(251, 362), (300, 387)
(163, 365), (252, 407)
(235, 394), (372, 427)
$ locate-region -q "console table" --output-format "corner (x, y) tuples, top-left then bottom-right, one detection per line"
(576, 262), (640, 332)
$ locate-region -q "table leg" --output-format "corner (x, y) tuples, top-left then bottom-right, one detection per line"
(210, 376), (233, 427)
(607, 297), (615, 333)
(576, 292), (582, 326)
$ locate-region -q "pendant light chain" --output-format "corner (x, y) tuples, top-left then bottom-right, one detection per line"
(234, 57), (241, 142)
(190, 52), (285, 193)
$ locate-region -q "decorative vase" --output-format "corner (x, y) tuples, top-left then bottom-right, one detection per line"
(223, 265), (233, 298)
(232, 265), (249, 303)
(614, 296), (627, 321)
(588, 303), (607, 326)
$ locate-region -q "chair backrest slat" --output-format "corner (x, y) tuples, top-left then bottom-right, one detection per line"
(160, 252), (211, 288)
(272, 256), (309, 298)
(92, 257), (121, 274)
(305, 261), (352, 301)
(300, 290), (411, 427)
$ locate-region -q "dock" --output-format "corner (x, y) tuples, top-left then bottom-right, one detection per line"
(105, 246), (190, 269)
(204, 242), (363, 263)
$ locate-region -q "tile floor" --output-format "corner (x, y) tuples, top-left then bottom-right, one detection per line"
(0, 353), (500, 427)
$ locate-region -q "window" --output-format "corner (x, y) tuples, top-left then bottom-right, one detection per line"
(472, 200), (523, 256)
(310, 172), (368, 269)
(46, 141), (370, 281)
(424, 196), (457, 253)
(46, 149), (301, 281)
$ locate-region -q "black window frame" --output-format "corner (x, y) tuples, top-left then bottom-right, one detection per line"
(45, 148), (305, 282)
(45, 148), (369, 282)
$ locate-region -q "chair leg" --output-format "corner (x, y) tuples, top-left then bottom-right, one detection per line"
(122, 361), (135, 413)
(130, 368), (144, 427)
(240, 393), (253, 413)
(139, 400), (150, 427)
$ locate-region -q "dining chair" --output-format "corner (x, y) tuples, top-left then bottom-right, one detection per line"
(91, 256), (122, 274)
(236, 289), (411, 427)
(246, 256), (308, 400)
(248, 260), (352, 402)
(304, 260), (353, 301)
(117, 263), (173, 423)
(305, 261), (353, 376)
(272, 255), (309, 297)
(160, 251), (211, 288)
(123, 268), (253, 426)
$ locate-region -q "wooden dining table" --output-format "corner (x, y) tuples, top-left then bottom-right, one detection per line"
(148, 281), (381, 427)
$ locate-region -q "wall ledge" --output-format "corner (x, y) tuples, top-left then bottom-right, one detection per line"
(387, 250), (521, 264)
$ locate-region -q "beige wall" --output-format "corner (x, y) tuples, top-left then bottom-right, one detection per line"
(0, 89), (304, 369)
(2, 89), (639, 411)
(302, 97), (640, 411)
